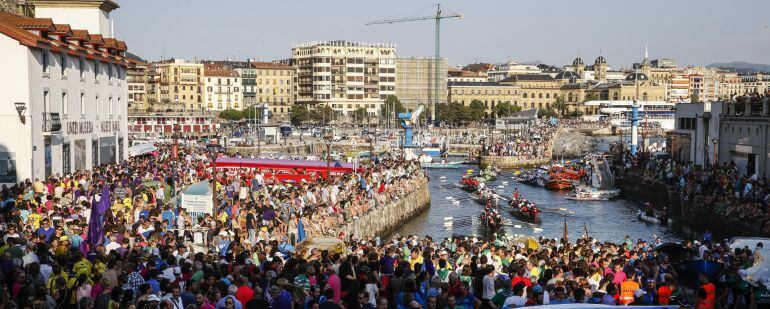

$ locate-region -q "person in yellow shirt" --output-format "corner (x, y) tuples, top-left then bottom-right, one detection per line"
(27, 213), (42, 230)
(46, 264), (70, 294)
(409, 248), (424, 272)
(72, 252), (93, 277)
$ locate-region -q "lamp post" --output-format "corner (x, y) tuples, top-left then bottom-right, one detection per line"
(711, 138), (718, 167)
(323, 131), (333, 180)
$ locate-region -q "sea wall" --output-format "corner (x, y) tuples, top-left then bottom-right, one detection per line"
(339, 178), (431, 240)
(479, 156), (550, 169)
(619, 175), (768, 239)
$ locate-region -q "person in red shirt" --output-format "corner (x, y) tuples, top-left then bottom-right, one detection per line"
(511, 268), (532, 287)
(234, 276), (254, 305)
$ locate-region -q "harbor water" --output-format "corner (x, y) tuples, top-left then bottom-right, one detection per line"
(392, 165), (683, 243)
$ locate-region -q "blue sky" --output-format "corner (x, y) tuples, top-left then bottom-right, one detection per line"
(112, 0), (770, 68)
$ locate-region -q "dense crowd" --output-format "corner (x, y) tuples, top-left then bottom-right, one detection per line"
(482, 120), (557, 159)
(623, 150), (770, 233)
(0, 143), (427, 309)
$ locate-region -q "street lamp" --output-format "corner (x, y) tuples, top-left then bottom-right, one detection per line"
(323, 130), (333, 180)
(14, 102), (26, 124)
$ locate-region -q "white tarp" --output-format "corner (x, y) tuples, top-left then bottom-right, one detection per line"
(127, 143), (157, 157)
(181, 180), (213, 215)
(740, 249), (770, 287)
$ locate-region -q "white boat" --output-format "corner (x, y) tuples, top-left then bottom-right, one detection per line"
(637, 211), (673, 225)
(584, 100), (676, 132)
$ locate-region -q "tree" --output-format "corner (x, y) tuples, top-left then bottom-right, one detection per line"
(219, 109), (243, 121)
(583, 90), (599, 103)
(380, 95), (405, 123)
(468, 99), (486, 121)
(690, 93), (700, 103)
(354, 107), (369, 123)
(568, 109), (584, 118)
(310, 105), (334, 124)
(494, 101), (521, 118)
(551, 97), (567, 117)
(289, 105), (310, 126)
(538, 108), (558, 118)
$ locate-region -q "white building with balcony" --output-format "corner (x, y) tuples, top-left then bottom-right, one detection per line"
(204, 68), (243, 111)
(0, 1), (128, 184)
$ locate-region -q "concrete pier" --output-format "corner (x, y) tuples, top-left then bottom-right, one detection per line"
(339, 178), (431, 240)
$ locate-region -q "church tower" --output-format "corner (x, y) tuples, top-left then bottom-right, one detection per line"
(594, 55), (607, 82)
(641, 43), (651, 77)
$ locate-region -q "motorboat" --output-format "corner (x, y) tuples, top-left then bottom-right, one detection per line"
(566, 186), (616, 201)
(423, 162), (462, 169)
(545, 178), (574, 190)
(637, 210), (673, 225)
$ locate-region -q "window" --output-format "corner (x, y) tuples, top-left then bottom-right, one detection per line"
(62, 92), (68, 117)
(79, 57), (85, 78)
(60, 53), (67, 77)
(43, 90), (50, 113)
(117, 98), (122, 117)
(80, 93), (85, 117)
(95, 94), (99, 116)
(109, 97), (113, 117)
(42, 50), (49, 74)
(94, 61), (99, 81)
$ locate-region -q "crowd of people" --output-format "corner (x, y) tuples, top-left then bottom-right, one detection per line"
(623, 148), (770, 234)
(0, 143), (428, 308)
(482, 120), (557, 160)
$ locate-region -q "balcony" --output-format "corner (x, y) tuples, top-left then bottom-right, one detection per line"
(42, 112), (62, 133)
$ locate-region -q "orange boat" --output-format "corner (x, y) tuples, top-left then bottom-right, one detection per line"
(549, 166), (586, 181)
(545, 178), (574, 190)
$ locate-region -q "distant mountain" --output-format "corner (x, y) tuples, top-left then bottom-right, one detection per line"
(707, 61), (770, 74)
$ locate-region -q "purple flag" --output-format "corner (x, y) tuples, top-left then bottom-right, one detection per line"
(87, 185), (110, 245)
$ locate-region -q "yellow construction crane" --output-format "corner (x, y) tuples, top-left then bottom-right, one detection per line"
(366, 4), (462, 124)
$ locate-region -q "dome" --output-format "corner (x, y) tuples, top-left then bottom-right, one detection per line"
(625, 72), (649, 81)
(572, 57), (584, 66)
(554, 70), (581, 80)
(595, 56), (606, 64)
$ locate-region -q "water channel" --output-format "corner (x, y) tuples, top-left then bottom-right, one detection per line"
(392, 165), (684, 243)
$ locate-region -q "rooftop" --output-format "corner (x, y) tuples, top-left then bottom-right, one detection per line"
(447, 81), (509, 87)
(0, 10), (128, 66)
(499, 74), (555, 83)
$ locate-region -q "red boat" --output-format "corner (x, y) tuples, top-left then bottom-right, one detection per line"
(459, 176), (480, 192)
(548, 165), (586, 181)
(545, 178), (574, 190)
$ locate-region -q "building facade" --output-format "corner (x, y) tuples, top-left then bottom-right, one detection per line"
(156, 59), (204, 111)
(446, 81), (520, 117)
(253, 62), (295, 122)
(718, 98), (770, 177)
(0, 2), (129, 183)
(203, 66), (242, 111)
(292, 40), (396, 118)
(395, 57), (447, 111)
(128, 111), (217, 141)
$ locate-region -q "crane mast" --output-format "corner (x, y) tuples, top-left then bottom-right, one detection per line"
(366, 4), (462, 125)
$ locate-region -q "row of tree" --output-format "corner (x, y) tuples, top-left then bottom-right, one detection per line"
(434, 100), (523, 126)
(218, 106), (267, 121)
(223, 94), (588, 125)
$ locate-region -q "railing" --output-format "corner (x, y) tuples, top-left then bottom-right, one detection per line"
(42, 112), (62, 132)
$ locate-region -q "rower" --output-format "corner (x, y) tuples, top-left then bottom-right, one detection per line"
(513, 188), (520, 200)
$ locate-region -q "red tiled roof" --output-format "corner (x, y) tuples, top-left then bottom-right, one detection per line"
(251, 61), (295, 70)
(0, 11), (130, 67)
(204, 69), (239, 77)
(52, 24), (72, 36)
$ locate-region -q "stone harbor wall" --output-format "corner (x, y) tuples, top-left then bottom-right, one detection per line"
(479, 156), (550, 169)
(340, 178), (431, 240)
(619, 175), (769, 240)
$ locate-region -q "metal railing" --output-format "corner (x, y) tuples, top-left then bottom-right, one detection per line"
(42, 112), (62, 132)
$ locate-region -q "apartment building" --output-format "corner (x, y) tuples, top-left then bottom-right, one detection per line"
(156, 59), (204, 111)
(292, 40), (396, 118)
(203, 66), (242, 111)
(0, 1), (129, 182)
(395, 57), (447, 111)
(253, 62), (295, 121)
